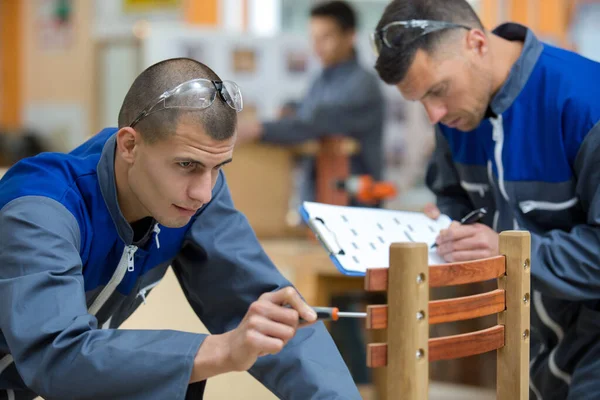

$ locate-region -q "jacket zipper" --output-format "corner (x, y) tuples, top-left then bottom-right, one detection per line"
(153, 223), (161, 249)
(88, 245), (138, 315)
(136, 280), (162, 305)
(1, 245), (138, 385)
(519, 197), (579, 214)
(460, 181), (489, 197)
(533, 291), (572, 385)
(491, 115), (509, 202)
(487, 161), (500, 231)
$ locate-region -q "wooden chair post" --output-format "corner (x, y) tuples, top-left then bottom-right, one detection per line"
(365, 243), (429, 399)
(388, 243), (430, 399)
(497, 231), (531, 399)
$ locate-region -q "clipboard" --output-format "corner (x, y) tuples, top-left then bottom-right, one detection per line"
(300, 201), (453, 276)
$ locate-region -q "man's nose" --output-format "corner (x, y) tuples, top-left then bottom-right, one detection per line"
(423, 101), (448, 125)
(187, 172), (213, 206)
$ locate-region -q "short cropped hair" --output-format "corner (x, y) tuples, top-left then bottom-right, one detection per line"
(118, 58), (237, 143)
(310, 1), (357, 32)
(375, 0), (484, 85)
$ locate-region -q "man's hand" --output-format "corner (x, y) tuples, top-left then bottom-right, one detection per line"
(236, 121), (264, 144)
(423, 203), (441, 220)
(189, 287), (316, 383)
(423, 203), (499, 262)
(435, 221), (499, 262)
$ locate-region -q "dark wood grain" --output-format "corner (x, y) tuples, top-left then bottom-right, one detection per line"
(366, 289), (505, 329)
(365, 256), (506, 291)
(366, 325), (505, 367)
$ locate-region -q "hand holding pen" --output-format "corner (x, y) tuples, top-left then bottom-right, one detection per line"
(431, 207), (488, 249)
(428, 206), (499, 262)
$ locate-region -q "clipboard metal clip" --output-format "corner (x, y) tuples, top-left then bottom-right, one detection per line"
(307, 217), (346, 256)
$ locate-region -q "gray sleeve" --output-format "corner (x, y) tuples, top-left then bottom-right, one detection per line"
(0, 196), (204, 400)
(172, 170), (361, 400)
(530, 121), (600, 300)
(425, 126), (473, 219)
(261, 73), (384, 144)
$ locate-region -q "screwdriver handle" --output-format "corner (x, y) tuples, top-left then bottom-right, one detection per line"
(299, 306), (339, 323)
(283, 305), (340, 323)
(313, 306), (339, 321)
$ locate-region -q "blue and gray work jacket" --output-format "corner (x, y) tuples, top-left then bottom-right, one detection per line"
(427, 23), (600, 399)
(0, 128), (360, 400)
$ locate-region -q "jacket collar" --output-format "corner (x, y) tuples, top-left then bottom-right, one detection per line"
(97, 129), (136, 244)
(489, 23), (544, 116)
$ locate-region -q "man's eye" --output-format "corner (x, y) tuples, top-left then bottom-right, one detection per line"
(433, 85), (448, 97)
(178, 161), (194, 169)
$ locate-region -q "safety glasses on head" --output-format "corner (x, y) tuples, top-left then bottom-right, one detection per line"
(370, 20), (472, 57)
(129, 78), (243, 128)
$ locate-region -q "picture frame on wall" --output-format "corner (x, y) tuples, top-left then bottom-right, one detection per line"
(285, 49), (309, 74)
(232, 48), (258, 73)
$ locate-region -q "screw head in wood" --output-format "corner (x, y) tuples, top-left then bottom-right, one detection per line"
(416, 273), (426, 284)
(416, 311), (425, 320)
(416, 349), (424, 359)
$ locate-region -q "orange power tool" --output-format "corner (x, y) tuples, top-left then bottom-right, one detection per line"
(336, 175), (398, 205)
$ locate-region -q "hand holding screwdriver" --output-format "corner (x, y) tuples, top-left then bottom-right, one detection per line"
(295, 306), (367, 323)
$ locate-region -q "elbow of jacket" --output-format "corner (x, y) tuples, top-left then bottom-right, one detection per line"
(16, 334), (91, 398)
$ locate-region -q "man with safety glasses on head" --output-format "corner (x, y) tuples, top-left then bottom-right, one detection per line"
(0, 58), (361, 400)
(372, 0), (600, 399)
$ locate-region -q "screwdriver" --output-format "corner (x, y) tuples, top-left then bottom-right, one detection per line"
(296, 306), (367, 323)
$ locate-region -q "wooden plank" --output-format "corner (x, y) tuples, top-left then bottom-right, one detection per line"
(366, 289), (506, 329)
(429, 256), (506, 287)
(367, 325), (505, 368)
(497, 231), (531, 400)
(386, 243), (429, 400)
(367, 342), (387, 368)
(429, 325), (505, 362)
(366, 305), (387, 329)
(365, 256), (506, 291)
(430, 289), (505, 324)
(365, 267), (388, 292)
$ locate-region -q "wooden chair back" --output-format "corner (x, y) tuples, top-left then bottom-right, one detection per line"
(364, 231), (531, 400)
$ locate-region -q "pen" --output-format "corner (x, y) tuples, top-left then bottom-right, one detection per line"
(430, 207), (488, 249)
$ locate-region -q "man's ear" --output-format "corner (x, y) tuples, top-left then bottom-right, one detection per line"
(466, 28), (488, 56)
(115, 127), (140, 165)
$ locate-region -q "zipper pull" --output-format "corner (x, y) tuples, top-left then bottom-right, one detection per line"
(490, 115), (503, 141)
(139, 289), (147, 305)
(127, 245), (137, 272)
(153, 223), (161, 249)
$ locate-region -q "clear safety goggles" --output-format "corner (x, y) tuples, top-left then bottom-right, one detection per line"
(129, 78), (243, 128)
(370, 20), (472, 56)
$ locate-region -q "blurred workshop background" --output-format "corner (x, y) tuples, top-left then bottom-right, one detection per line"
(1, 1), (599, 399)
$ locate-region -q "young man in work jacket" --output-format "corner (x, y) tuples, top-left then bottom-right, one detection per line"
(373, 0), (600, 399)
(0, 58), (361, 399)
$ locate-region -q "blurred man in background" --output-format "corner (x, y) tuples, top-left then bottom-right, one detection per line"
(237, 0), (385, 206)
